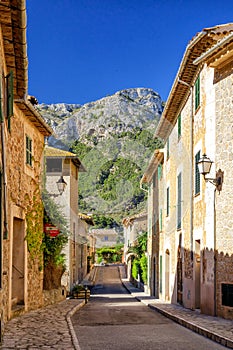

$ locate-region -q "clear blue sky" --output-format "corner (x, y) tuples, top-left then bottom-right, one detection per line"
(27, 0), (233, 105)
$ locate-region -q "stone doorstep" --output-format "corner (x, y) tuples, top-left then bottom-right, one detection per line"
(148, 304), (233, 349)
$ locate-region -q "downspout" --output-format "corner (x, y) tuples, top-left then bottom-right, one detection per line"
(214, 189), (217, 316)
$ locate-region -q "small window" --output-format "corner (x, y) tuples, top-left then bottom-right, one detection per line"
(166, 187), (170, 216)
(166, 138), (170, 159)
(26, 135), (32, 166)
(195, 75), (200, 111)
(104, 236), (108, 241)
(195, 151), (201, 195)
(178, 114), (181, 139)
(46, 158), (62, 173)
(222, 284), (233, 307)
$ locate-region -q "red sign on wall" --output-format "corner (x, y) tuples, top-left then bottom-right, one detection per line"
(44, 223), (60, 238)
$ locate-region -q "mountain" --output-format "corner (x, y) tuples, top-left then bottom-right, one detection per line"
(38, 88), (163, 223)
(37, 88), (163, 148)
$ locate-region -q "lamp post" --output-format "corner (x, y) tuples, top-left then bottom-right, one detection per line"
(197, 154), (224, 193)
(49, 176), (67, 198)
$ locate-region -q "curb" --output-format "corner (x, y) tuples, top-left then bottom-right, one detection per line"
(122, 281), (233, 350)
(148, 304), (233, 349)
(66, 301), (86, 350)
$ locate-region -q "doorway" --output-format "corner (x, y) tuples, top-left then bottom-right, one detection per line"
(165, 249), (170, 301)
(195, 240), (201, 308)
(12, 218), (25, 309)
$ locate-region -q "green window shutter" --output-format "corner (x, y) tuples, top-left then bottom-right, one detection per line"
(166, 187), (170, 216)
(6, 70), (14, 130)
(178, 114), (181, 138)
(26, 135), (32, 166)
(195, 151), (201, 195)
(177, 172), (182, 229)
(195, 75), (200, 110)
(158, 164), (162, 180)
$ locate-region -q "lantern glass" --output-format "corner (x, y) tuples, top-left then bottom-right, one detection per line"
(56, 176), (67, 194)
(197, 154), (213, 175)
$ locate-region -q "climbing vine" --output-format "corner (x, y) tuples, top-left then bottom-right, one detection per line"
(25, 187), (44, 270)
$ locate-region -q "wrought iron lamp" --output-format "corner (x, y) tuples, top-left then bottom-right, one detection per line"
(56, 176), (67, 195)
(197, 154), (224, 192)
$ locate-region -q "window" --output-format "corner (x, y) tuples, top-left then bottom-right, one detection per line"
(166, 187), (170, 216)
(26, 135), (32, 166)
(222, 284), (233, 307)
(46, 159), (62, 173)
(166, 138), (170, 159)
(195, 75), (200, 110)
(104, 236), (108, 241)
(177, 172), (182, 229)
(178, 114), (181, 139)
(195, 151), (201, 195)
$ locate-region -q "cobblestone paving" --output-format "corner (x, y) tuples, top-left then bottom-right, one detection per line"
(1, 299), (84, 349)
(122, 279), (233, 349)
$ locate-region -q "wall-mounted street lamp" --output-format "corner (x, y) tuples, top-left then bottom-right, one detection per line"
(197, 154), (224, 193)
(56, 176), (67, 195)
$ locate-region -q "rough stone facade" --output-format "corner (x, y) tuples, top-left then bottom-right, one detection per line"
(0, 2), (52, 327)
(142, 24), (233, 319)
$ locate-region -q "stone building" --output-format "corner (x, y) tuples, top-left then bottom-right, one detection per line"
(91, 228), (118, 249)
(141, 151), (164, 297)
(77, 213), (95, 281)
(0, 0), (52, 327)
(45, 146), (85, 293)
(142, 23), (233, 319)
(122, 212), (147, 279)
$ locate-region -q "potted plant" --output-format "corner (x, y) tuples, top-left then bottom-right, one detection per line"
(72, 284), (90, 300)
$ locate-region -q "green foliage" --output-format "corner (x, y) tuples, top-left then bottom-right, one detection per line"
(132, 259), (140, 280)
(25, 188), (44, 270)
(70, 128), (163, 222)
(96, 244), (123, 263)
(71, 140), (92, 160)
(92, 214), (120, 229)
(140, 254), (148, 283)
(129, 231), (148, 284)
(42, 191), (69, 269)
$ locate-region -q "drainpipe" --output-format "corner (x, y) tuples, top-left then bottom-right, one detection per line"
(213, 188), (217, 316)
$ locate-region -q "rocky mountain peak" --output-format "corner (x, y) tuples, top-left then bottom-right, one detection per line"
(37, 87), (163, 148)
